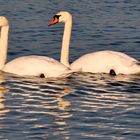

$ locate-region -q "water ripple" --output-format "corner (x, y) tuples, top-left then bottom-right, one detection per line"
(0, 0), (140, 139)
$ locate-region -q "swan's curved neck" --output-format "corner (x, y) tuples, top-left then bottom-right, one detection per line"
(60, 19), (72, 67)
(0, 25), (9, 69)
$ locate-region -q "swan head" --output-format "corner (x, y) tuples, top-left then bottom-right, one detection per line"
(48, 11), (72, 26)
(0, 16), (9, 27)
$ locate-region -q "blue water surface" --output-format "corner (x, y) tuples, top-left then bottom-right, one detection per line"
(0, 0), (140, 140)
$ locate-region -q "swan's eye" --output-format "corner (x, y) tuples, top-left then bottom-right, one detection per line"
(53, 15), (61, 22)
(53, 15), (61, 20)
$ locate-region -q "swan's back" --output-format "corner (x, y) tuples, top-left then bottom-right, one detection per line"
(3, 55), (72, 77)
(71, 50), (140, 74)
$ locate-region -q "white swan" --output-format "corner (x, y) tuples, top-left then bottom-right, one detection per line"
(48, 11), (140, 75)
(0, 16), (74, 78)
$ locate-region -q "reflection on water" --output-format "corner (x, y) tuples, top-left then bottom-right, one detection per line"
(0, 72), (139, 139)
(0, 73), (10, 118)
(0, 73), (75, 139)
(0, 0), (140, 139)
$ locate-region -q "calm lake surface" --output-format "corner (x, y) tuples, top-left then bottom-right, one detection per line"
(0, 0), (140, 139)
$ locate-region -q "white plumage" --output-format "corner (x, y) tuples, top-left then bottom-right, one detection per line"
(71, 50), (140, 75)
(49, 11), (140, 75)
(3, 55), (72, 77)
(0, 16), (73, 78)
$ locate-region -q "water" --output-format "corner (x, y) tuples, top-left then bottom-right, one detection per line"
(0, 0), (140, 139)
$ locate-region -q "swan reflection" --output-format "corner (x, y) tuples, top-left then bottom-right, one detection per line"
(0, 72), (139, 140)
(0, 72), (10, 117)
(71, 72), (140, 113)
(7, 76), (75, 139)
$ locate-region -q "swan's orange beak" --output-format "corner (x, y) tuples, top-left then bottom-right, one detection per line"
(48, 17), (59, 26)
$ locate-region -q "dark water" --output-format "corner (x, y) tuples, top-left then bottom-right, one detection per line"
(0, 0), (140, 140)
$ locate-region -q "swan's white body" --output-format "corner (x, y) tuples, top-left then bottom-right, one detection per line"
(49, 11), (140, 75)
(71, 50), (140, 75)
(0, 16), (73, 78)
(3, 55), (72, 77)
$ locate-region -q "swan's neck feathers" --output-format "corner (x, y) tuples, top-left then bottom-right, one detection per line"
(60, 20), (72, 67)
(0, 25), (9, 69)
